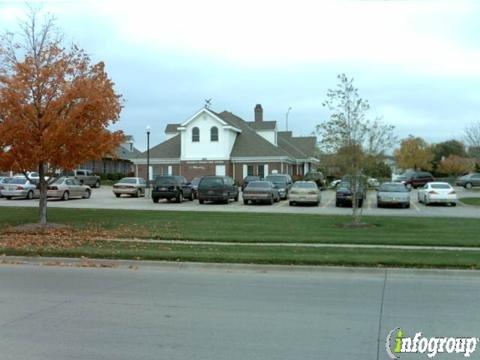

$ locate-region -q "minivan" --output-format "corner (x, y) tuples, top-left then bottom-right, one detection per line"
(198, 176), (239, 204)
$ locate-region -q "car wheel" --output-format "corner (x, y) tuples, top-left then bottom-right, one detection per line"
(177, 192), (183, 203)
(189, 192), (194, 201)
(289, 201), (295, 206)
(6, 196), (11, 200)
(84, 189), (91, 199)
(115, 193), (121, 198)
(199, 199), (204, 204)
(243, 199), (248, 205)
(26, 190), (34, 200)
(378, 203), (382, 208)
(62, 191), (69, 201)
(95, 181), (100, 188)
(234, 194), (239, 202)
(451, 202), (457, 207)
(267, 196), (273, 205)
(417, 195), (422, 203)
(135, 189), (141, 198)
(315, 201), (319, 206)
(465, 182), (473, 190)
(153, 197), (159, 203)
(335, 200), (340, 207)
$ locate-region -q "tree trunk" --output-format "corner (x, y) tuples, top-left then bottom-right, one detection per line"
(38, 162), (48, 226)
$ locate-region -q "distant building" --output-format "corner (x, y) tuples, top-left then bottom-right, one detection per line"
(81, 135), (141, 175)
(134, 105), (319, 182)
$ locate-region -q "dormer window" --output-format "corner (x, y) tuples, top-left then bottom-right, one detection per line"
(210, 126), (219, 142)
(192, 127), (200, 142)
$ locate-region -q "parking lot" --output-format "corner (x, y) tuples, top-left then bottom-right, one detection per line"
(1, 185), (479, 218)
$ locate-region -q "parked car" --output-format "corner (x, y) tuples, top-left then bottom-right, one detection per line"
(0, 177), (11, 198)
(329, 179), (341, 188)
(264, 174), (293, 200)
(190, 176), (202, 199)
(198, 176), (239, 204)
(243, 181), (280, 205)
(418, 182), (457, 206)
(335, 179), (367, 207)
(47, 177), (91, 200)
(397, 171), (434, 189)
(66, 169), (101, 188)
(152, 175), (193, 203)
(241, 176), (261, 192)
(288, 181), (321, 206)
(456, 173), (480, 189)
(0, 177), (39, 200)
(303, 172), (326, 190)
(376, 182), (410, 208)
(113, 177), (146, 198)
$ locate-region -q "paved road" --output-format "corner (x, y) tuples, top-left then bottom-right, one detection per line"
(1, 186), (479, 218)
(1, 262), (479, 360)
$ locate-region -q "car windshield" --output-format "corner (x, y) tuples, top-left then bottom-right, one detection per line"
(379, 184), (407, 192)
(245, 176), (260, 181)
(201, 177), (224, 187)
(1, 178), (13, 183)
(265, 176), (286, 186)
(53, 177), (66, 184)
(66, 171), (75, 176)
(293, 183), (317, 189)
(191, 178), (201, 185)
(155, 177), (176, 185)
(119, 178), (137, 184)
(247, 182), (270, 188)
(338, 181), (351, 189)
(431, 184), (451, 189)
(10, 178), (27, 185)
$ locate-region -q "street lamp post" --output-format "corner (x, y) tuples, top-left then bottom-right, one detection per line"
(286, 107), (292, 131)
(146, 126), (151, 193)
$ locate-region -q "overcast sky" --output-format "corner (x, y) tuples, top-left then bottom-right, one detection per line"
(1, 0), (480, 151)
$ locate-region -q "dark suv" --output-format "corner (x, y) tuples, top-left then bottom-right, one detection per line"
(335, 179), (367, 207)
(198, 176), (239, 204)
(152, 175), (193, 203)
(398, 171), (434, 189)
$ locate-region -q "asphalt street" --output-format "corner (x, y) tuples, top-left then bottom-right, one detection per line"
(1, 186), (479, 218)
(0, 262), (479, 360)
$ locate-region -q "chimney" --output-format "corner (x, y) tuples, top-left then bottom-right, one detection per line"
(254, 104), (263, 123)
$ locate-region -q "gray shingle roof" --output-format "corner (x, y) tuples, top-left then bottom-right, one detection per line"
(165, 124), (180, 133)
(277, 132), (318, 159)
(116, 145), (142, 160)
(138, 134), (181, 159)
(214, 111), (287, 158)
(246, 121), (277, 130)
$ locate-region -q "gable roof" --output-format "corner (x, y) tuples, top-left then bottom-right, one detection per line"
(214, 111), (287, 158)
(246, 121), (277, 130)
(116, 145), (142, 160)
(165, 124), (180, 133)
(138, 134), (181, 159)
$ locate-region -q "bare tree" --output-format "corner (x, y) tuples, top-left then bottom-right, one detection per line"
(464, 121), (480, 158)
(317, 74), (396, 224)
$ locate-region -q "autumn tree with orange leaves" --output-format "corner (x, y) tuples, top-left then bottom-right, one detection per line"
(0, 9), (123, 225)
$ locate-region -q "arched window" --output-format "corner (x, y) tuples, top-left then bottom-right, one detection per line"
(210, 126), (219, 142)
(192, 127), (200, 142)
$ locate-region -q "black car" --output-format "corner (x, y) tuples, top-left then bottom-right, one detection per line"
(264, 174), (293, 200)
(335, 180), (367, 207)
(241, 176), (261, 192)
(152, 175), (193, 203)
(198, 176), (239, 204)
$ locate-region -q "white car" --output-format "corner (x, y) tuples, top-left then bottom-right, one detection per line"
(417, 182), (457, 206)
(288, 181), (321, 206)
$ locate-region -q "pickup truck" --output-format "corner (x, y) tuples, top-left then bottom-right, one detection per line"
(66, 169), (101, 188)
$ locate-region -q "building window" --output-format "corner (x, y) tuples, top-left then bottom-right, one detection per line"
(210, 126), (218, 141)
(247, 165), (254, 176)
(192, 127), (200, 142)
(258, 164), (265, 179)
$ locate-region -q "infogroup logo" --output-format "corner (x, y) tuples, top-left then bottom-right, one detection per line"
(386, 328), (479, 359)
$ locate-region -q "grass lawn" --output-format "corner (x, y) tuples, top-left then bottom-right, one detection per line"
(2, 241), (480, 269)
(459, 197), (480, 206)
(0, 207), (479, 247)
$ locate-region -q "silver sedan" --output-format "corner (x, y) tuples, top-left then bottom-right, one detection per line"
(47, 177), (91, 200)
(376, 182), (410, 208)
(288, 181), (321, 206)
(1, 177), (39, 200)
(113, 177), (147, 198)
